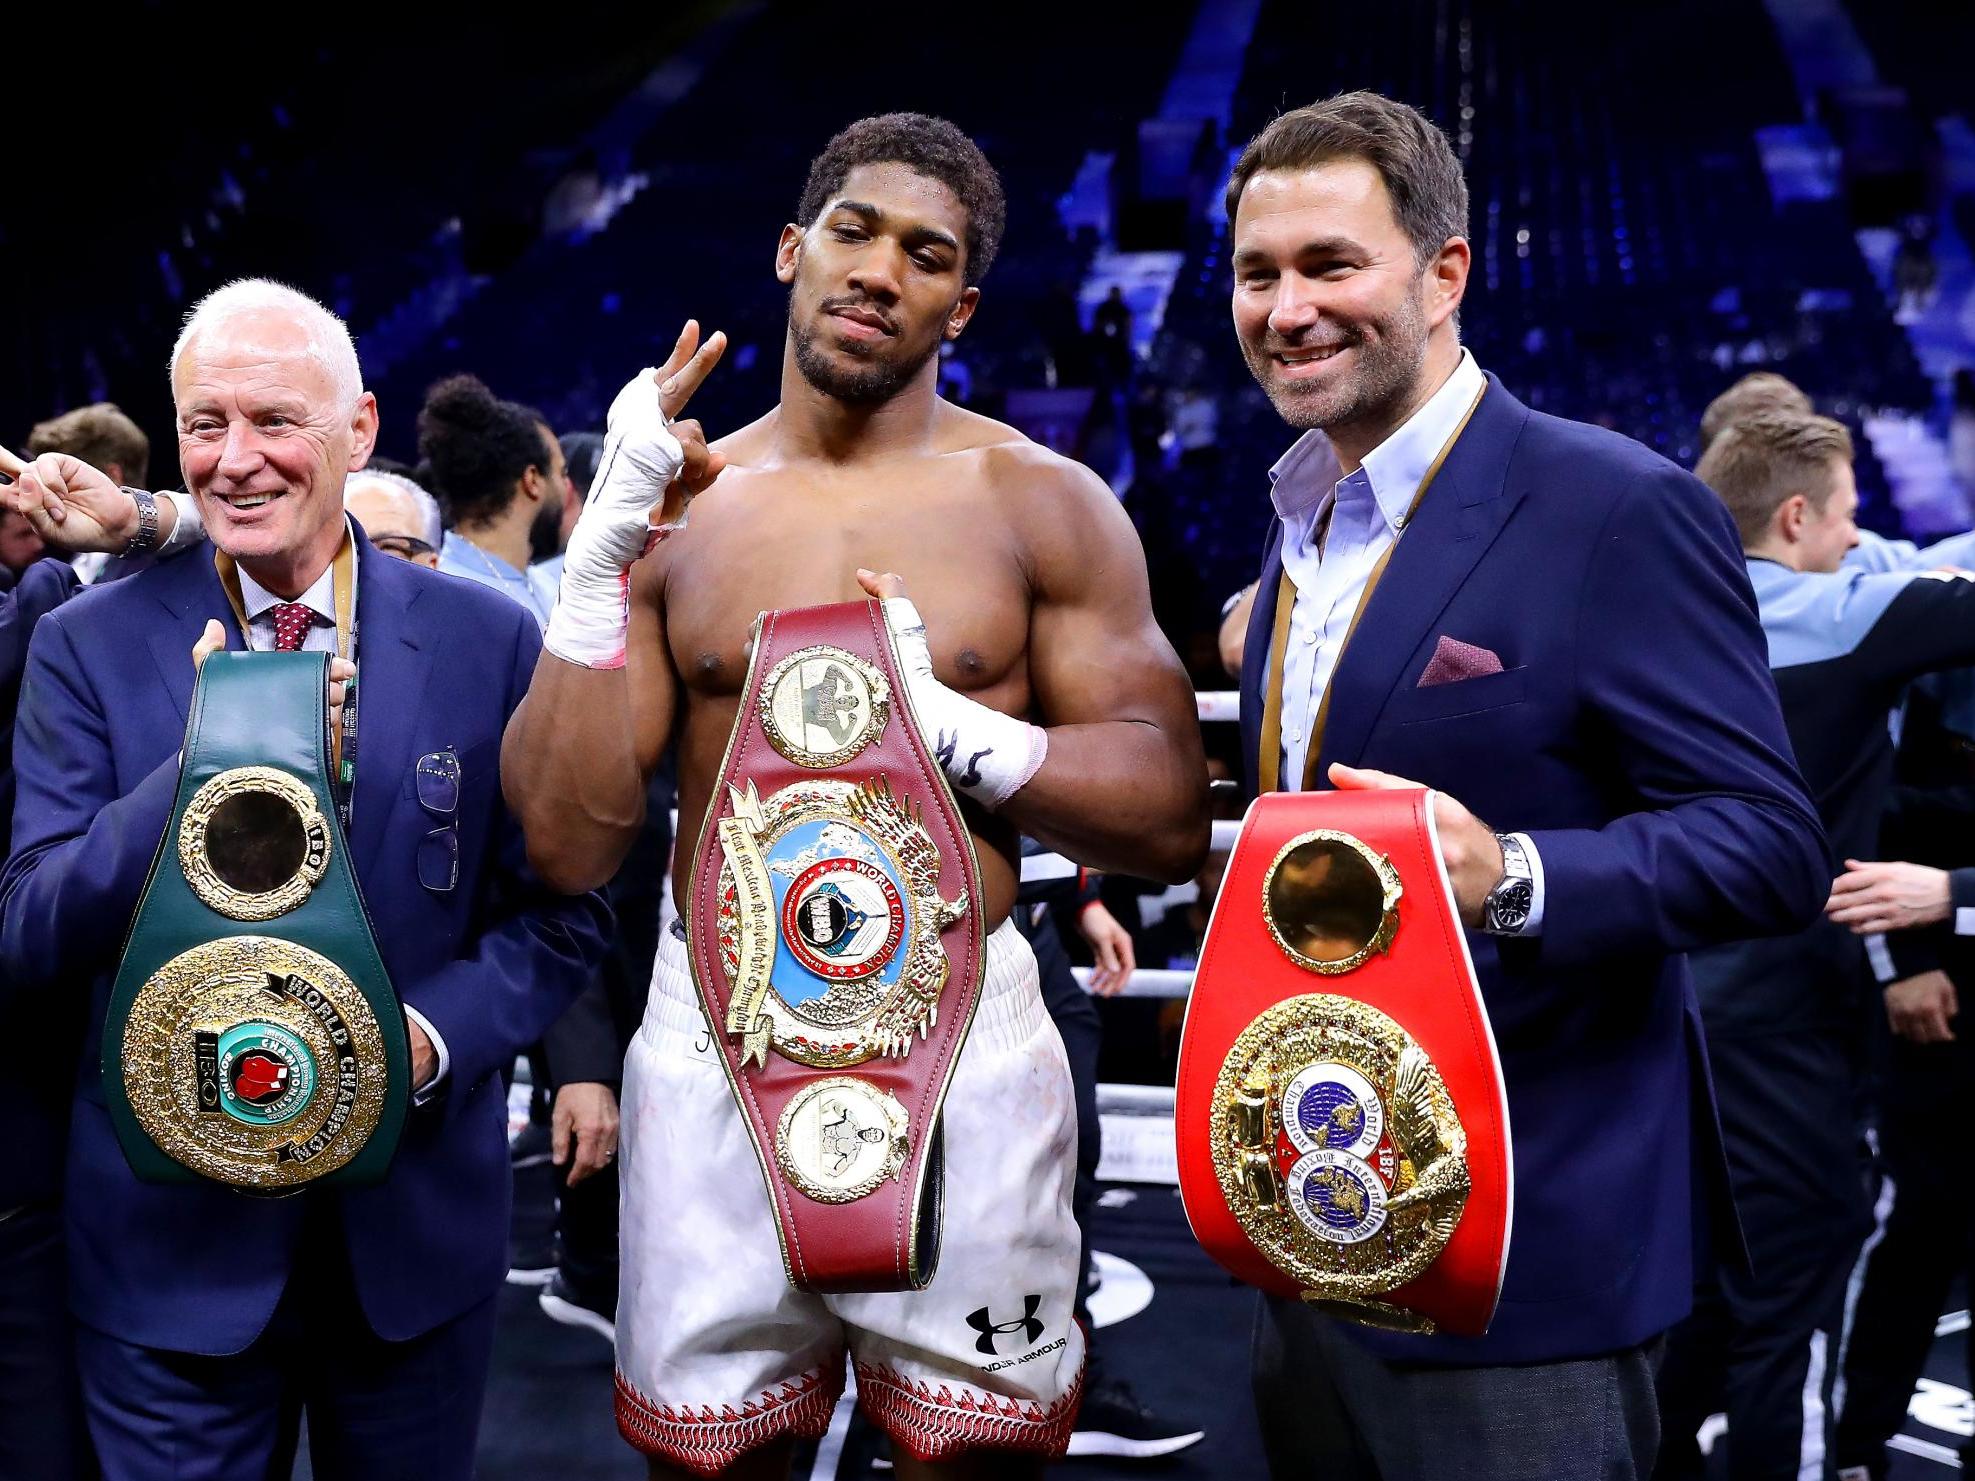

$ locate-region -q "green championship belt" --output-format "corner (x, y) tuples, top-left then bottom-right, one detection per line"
(103, 651), (409, 1192)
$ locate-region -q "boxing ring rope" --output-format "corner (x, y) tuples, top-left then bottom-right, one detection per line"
(1071, 966), (1197, 997)
(1027, 690), (1238, 1002)
(1193, 689), (1240, 723)
(1072, 690), (1234, 1182)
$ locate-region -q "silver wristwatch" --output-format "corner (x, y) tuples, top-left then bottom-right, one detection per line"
(121, 487), (160, 558)
(1480, 833), (1534, 935)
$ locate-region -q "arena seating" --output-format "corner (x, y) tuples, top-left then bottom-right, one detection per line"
(361, 2), (1199, 445)
(1147, 0), (1930, 612)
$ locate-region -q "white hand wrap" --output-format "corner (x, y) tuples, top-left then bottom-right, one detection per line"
(545, 370), (686, 669)
(881, 596), (1047, 810)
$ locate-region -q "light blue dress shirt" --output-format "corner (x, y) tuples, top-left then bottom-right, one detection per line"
(438, 534), (552, 631)
(528, 553), (564, 617)
(1266, 349), (1544, 934)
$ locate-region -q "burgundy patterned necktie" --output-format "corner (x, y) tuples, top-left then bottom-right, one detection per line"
(270, 602), (314, 652)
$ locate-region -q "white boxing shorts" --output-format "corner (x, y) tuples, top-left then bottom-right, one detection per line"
(614, 919), (1086, 1474)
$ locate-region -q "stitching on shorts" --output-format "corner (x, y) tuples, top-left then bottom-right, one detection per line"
(853, 1356), (1086, 1462)
(614, 1364), (841, 1474)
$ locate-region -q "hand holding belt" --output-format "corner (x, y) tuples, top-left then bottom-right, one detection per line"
(876, 594), (1046, 809)
(1175, 789), (1512, 1336)
(104, 651), (409, 1192)
(687, 600), (984, 1293)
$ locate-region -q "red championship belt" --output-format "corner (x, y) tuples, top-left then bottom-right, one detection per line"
(687, 601), (985, 1293)
(1175, 789), (1512, 1336)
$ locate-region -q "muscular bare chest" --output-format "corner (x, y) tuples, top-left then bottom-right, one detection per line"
(660, 468), (1030, 706)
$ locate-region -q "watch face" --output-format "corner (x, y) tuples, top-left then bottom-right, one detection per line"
(1489, 880), (1533, 931)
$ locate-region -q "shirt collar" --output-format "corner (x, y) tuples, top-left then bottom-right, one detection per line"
(236, 556), (336, 624)
(1356, 348), (1486, 534)
(1267, 431), (1343, 522)
(1267, 349), (1485, 532)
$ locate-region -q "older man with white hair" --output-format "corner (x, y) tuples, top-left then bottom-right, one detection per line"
(0, 278), (609, 1481)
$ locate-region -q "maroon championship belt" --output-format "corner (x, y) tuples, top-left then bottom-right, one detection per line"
(686, 601), (985, 1293)
(1175, 789), (1512, 1336)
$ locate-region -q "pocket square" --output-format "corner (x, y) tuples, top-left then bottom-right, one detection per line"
(1418, 636), (1505, 687)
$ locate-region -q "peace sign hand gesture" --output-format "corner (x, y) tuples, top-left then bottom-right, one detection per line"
(596, 320), (728, 549)
(544, 321), (727, 670)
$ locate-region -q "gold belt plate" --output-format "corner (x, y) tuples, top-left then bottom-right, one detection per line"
(774, 1076), (912, 1204)
(120, 936), (392, 1191)
(759, 646), (891, 769)
(1212, 995), (1471, 1330)
(178, 767), (332, 923)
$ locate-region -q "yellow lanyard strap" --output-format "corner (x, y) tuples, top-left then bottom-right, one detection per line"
(1258, 382), (1488, 793)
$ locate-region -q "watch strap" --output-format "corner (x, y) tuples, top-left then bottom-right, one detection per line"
(121, 487), (160, 557)
(1482, 833), (1533, 935)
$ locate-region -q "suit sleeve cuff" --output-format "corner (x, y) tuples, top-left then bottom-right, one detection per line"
(1950, 870), (1975, 935)
(403, 1004), (451, 1105)
(1498, 832), (1545, 936)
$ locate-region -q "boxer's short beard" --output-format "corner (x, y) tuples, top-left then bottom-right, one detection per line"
(790, 303), (940, 406)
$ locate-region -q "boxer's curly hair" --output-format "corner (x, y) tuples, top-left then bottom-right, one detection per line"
(415, 374), (552, 530)
(797, 113), (1006, 286)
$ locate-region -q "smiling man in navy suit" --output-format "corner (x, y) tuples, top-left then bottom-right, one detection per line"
(0, 279), (609, 1481)
(1227, 93), (1829, 1480)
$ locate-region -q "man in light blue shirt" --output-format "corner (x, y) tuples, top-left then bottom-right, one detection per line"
(1267, 346), (1547, 933)
(418, 374), (571, 631)
(438, 531), (552, 628)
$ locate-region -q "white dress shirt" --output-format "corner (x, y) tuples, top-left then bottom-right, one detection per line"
(234, 555), (453, 1092)
(1267, 349), (1545, 934)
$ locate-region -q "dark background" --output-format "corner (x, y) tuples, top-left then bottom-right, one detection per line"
(10, 0), (1970, 682)
(12, 6), (1975, 1471)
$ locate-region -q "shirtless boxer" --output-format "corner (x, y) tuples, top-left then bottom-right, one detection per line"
(501, 114), (1209, 1479)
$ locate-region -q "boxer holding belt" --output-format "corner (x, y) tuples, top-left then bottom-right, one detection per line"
(502, 114), (1209, 1480)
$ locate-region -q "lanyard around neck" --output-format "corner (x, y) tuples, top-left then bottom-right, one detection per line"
(213, 527), (362, 825)
(1257, 380), (1488, 794)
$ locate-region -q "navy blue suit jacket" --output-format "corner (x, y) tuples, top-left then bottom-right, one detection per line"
(0, 557), (82, 1213)
(0, 534), (610, 1354)
(1239, 377), (1828, 1363)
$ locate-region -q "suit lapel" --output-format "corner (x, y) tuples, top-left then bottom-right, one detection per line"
(144, 547), (232, 728)
(1315, 376), (1531, 774)
(1241, 524), (1286, 795)
(349, 541), (435, 880)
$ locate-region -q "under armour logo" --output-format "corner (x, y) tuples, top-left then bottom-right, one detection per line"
(966, 1294), (1044, 1355)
